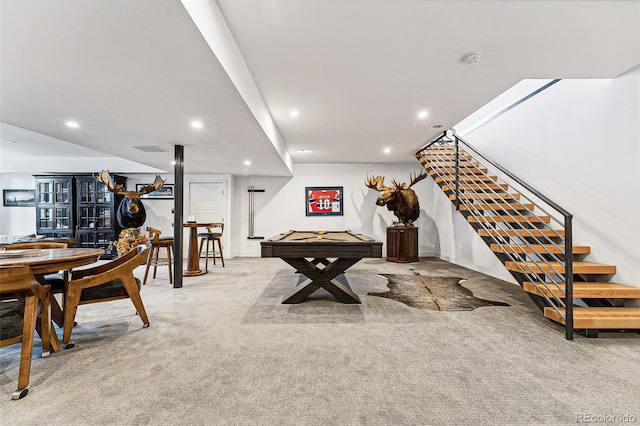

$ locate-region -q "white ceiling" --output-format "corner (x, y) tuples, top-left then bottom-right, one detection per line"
(1, 0), (638, 176)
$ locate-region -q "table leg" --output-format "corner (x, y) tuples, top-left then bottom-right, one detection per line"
(281, 257), (362, 304)
(184, 226), (207, 276)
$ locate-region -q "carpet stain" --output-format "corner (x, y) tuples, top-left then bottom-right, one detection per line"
(368, 274), (510, 311)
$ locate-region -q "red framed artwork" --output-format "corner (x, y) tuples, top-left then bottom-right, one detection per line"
(305, 186), (343, 216)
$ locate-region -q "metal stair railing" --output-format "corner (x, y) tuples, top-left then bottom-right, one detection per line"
(417, 130), (574, 340)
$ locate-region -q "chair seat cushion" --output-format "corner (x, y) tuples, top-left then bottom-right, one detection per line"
(80, 278), (142, 302)
(44, 273), (65, 291)
(158, 236), (174, 241)
(0, 300), (24, 340)
(197, 233), (222, 239)
(0, 299), (42, 341)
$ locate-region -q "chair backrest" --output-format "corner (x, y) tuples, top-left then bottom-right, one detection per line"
(206, 222), (224, 237)
(1, 266), (35, 343)
(147, 227), (162, 243)
(2, 242), (67, 250)
(0, 266), (34, 296)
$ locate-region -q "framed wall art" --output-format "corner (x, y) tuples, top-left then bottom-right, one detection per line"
(3, 189), (36, 207)
(305, 186), (343, 216)
(136, 184), (174, 199)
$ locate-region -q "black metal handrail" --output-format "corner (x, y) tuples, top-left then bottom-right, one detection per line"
(417, 130), (574, 340)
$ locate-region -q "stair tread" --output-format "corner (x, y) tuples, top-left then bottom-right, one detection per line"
(544, 307), (640, 329)
(505, 261), (617, 275)
(442, 183), (509, 191)
(524, 281), (640, 298)
(479, 228), (565, 238)
(491, 244), (590, 255)
(435, 177), (498, 184)
(460, 202), (535, 211)
(450, 193), (522, 200)
(429, 166), (488, 174)
(422, 154), (473, 160)
(470, 215), (550, 223)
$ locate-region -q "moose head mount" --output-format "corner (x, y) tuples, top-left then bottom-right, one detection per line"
(365, 170), (428, 227)
(93, 170), (166, 229)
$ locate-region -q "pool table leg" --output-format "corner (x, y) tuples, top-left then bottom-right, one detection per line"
(281, 257), (362, 304)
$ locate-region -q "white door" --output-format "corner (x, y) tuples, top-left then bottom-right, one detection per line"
(189, 182), (225, 223)
(188, 181), (227, 258)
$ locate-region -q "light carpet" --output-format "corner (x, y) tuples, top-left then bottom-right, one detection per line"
(1, 257), (639, 425)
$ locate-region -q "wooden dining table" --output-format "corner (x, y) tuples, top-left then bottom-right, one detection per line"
(182, 222), (214, 276)
(0, 248), (105, 276)
(0, 247), (105, 348)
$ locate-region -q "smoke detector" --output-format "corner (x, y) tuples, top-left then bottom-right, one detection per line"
(462, 52), (481, 64)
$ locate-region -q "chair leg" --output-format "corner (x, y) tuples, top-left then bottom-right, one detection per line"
(216, 238), (225, 267)
(14, 295), (37, 399)
(38, 295), (52, 357)
(63, 287), (82, 346)
(204, 238), (216, 271)
(143, 246), (156, 285)
(152, 246), (160, 279)
(121, 275), (150, 327)
(198, 238), (205, 258)
(50, 295), (64, 327)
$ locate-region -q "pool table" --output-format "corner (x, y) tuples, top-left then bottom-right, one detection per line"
(261, 230), (382, 304)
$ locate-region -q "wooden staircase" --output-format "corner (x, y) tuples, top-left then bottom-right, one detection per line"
(416, 140), (640, 338)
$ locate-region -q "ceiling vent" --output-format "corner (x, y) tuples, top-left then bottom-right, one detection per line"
(428, 124), (444, 131)
(133, 145), (167, 153)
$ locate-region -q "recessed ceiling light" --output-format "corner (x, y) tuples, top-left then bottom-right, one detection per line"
(65, 121), (79, 128)
(418, 110), (428, 119)
(244, 160), (251, 166)
(384, 147), (391, 154)
(191, 121), (203, 129)
(289, 109), (299, 118)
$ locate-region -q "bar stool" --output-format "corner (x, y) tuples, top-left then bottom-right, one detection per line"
(197, 222), (225, 272)
(143, 227), (173, 284)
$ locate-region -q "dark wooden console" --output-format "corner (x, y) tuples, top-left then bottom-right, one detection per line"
(386, 226), (418, 263)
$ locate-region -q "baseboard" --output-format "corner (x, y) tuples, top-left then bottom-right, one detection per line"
(436, 253), (518, 285)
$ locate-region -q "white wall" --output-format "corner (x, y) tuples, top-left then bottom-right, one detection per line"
(232, 163), (438, 258)
(0, 173), (38, 235)
(459, 67), (640, 286)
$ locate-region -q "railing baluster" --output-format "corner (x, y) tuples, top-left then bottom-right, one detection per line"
(454, 137), (460, 211)
(565, 215), (573, 340)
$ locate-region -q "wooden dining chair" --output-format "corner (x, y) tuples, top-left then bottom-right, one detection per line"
(143, 227), (173, 284)
(197, 222), (225, 271)
(0, 266), (61, 399)
(1, 242), (69, 327)
(62, 244), (151, 347)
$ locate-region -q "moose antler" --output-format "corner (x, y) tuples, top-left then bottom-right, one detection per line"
(136, 175), (166, 195)
(390, 178), (407, 190)
(93, 170), (125, 194)
(365, 174), (388, 192)
(93, 170), (166, 195)
(408, 170), (428, 187)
